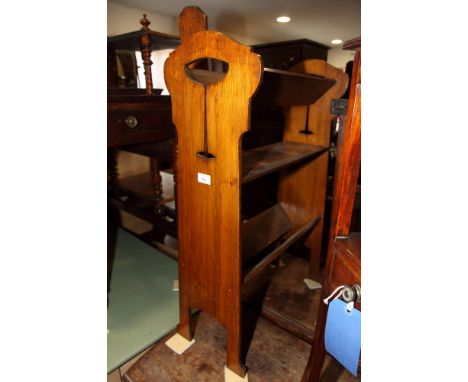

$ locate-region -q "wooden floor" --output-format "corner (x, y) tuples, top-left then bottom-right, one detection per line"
(122, 310), (358, 382)
(110, 215), (360, 382)
(124, 311), (310, 382)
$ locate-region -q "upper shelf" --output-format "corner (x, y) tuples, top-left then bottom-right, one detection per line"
(242, 141), (328, 184)
(256, 68), (336, 106)
(185, 68), (336, 106)
(187, 68), (336, 106)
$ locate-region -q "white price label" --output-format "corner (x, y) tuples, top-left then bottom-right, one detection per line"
(197, 172), (211, 185)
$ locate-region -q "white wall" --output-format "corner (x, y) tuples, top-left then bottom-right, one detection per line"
(327, 47), (356, 71)
(107, 1), (177, 36)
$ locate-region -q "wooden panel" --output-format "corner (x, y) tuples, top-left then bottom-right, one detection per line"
(242, 141), (328, 183)
(328, 233), (361, 296)
(278, 60), (349, 276)
(241, 204), (292, 263)
(164, 6), (262, 377)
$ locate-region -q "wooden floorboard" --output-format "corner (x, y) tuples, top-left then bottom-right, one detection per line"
(242, 254), (323, 339)
(124, 311), (311, 382)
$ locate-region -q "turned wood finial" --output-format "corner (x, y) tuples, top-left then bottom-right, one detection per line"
(140, 13), (151, 30)
(139, 13), (154, 94)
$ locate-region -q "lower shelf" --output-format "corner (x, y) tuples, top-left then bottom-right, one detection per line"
(242, 254), (323, 345)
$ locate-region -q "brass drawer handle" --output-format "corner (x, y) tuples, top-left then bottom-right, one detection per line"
(125, 115), (139, 128)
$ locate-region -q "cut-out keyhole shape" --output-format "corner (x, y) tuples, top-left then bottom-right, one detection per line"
(184, 57), (229, 86)
(184, 58), (229, 160)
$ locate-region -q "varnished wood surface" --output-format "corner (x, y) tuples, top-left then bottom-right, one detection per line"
(188, 67), (336, 106)
(241, 204), (292, 264)
(303, 39), (361, 382)
(278, 60), (349, 276)
(242, 141), (328, 183)
(107, 95), (175, 148)
(255, 68), (335, 106)
(242, 254), (322, 344)
(164, 6), (262, 376)
(335, 233), (361, 262)
(243, 215), (321, 285)
(328, 233), (361, 311)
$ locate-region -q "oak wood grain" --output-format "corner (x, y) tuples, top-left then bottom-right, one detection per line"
(278, 60), (349, 276)
(303, 38), (361, 382)
(164, 6), (262, 377)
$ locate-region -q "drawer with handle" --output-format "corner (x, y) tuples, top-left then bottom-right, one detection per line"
(107, 101), (175, 147)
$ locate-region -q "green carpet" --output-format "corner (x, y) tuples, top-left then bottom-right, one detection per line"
(107, 229), (179, 373)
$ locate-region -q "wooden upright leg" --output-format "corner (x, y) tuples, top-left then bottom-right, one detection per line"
(226, 307), (246, 378)
(178, 276), (192, 341)
(301, 297), (328, 382)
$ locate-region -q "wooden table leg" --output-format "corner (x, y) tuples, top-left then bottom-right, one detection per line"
(149, 156), (164, 215)
(107, 148), (119, 193)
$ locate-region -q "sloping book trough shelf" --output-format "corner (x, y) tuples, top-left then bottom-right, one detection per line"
(241, 204), (321, 284)
(188, 68), (335, 106)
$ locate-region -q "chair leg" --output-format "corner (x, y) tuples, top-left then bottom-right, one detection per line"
(302, 302), (329, 382)
(149, 157), (164, 215)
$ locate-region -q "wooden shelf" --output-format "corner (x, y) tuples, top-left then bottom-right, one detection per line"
(186, 68), (336, 106)
(242, 254), (323, 345)
(242, 141), (328, 184)
(242, 204), (292, 264)
(256, 68), (336, 106)
(243, 214), (321, 285)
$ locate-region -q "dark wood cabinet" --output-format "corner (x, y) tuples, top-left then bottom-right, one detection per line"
(107, 16), (180, 259)
(252, 39), (329, 70)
